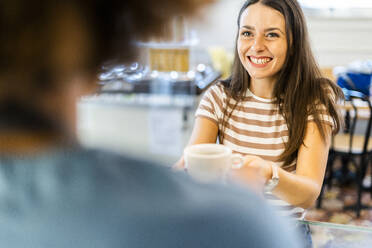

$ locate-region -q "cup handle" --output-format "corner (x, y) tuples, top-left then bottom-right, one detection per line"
(231, 154), (243, 169)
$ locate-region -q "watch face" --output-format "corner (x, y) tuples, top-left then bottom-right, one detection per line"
(264, 179), (278, 192)
(272, 178), (279, 183)
(265, 164), (279, 192)
(267, 178), (279, 187)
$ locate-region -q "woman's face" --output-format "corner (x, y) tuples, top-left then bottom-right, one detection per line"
(237, 3), (287, 82)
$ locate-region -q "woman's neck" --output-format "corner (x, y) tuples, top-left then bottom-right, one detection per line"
(249, 77), (276, 99)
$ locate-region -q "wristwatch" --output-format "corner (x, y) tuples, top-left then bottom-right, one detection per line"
(264, 163), (279, 193)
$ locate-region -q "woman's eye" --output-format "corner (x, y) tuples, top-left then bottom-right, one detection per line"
(267, 32), (279, 38)
(241, 31), (253, 37)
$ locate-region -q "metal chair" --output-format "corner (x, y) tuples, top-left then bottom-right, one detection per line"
(317, 89), (372, 218)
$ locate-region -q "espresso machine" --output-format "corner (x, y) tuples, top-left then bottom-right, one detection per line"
(97, 16), (220, 96)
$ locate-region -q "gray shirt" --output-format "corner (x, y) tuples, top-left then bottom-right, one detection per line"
(0, 148), (300, 247)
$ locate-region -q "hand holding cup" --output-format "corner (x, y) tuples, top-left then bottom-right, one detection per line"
(183, 144), (243, 183)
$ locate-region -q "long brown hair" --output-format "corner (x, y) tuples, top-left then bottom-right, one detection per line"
(220, 0), (343, 166)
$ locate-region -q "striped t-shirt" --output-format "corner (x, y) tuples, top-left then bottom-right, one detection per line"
(195, 83), (334, 219)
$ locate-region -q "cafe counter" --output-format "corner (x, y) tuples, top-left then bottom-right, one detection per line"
(303, 220), (372, 247)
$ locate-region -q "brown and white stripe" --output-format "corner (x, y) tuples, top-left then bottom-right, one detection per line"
(195, 83), (334, 219)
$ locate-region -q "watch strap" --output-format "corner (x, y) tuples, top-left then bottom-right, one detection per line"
(264, 163), (279, 193)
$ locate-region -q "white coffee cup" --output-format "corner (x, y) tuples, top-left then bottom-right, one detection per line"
(184, 144), (243, 183)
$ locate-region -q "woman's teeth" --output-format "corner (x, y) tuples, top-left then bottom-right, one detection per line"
(250, 57), (271, 64)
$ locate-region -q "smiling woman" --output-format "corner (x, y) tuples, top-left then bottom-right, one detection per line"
(175, 0), (344, 246)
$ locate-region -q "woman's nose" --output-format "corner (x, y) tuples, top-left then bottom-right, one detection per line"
(251, 36), (265, 52)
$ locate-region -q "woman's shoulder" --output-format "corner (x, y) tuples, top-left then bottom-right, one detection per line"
(209, 80), (228, 92)
(317, 77), (343, 101)
(203, 81), (228, 99)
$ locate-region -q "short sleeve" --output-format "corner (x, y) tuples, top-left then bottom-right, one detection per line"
(307, 104), (335, 131)
(195, 83), (226, 125)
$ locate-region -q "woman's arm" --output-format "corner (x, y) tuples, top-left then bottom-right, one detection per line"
(273, 122), (331, 208)
(235, 122), (331, 208)
(173, 117), (219, 169)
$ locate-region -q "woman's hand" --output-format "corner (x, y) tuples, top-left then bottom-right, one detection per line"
(229, 155), (272, 193)
(242, 155), (273, 181)
(172, 157), (186, 171)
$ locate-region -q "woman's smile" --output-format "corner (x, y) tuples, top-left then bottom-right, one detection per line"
(248, 55), (273, 68)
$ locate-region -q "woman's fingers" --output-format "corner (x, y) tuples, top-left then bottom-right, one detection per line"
(241, 155), (262, 168)
(242, 155), (272, 180)
(172, 157), (185, 171)
(229, 161), (266, 193)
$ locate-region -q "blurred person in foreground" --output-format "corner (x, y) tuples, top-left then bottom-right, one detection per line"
(0, 0), (300, 247)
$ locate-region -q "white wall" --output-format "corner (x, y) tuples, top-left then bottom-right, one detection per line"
(187, 0), (372, 67)
(307, 16), (372, 67)
(187, 1), (241, 52)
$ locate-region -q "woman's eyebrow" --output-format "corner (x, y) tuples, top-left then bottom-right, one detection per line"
(240, 25), (285, 35)
(240, 25), (254, 30)
(264, 27), (285, 35)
